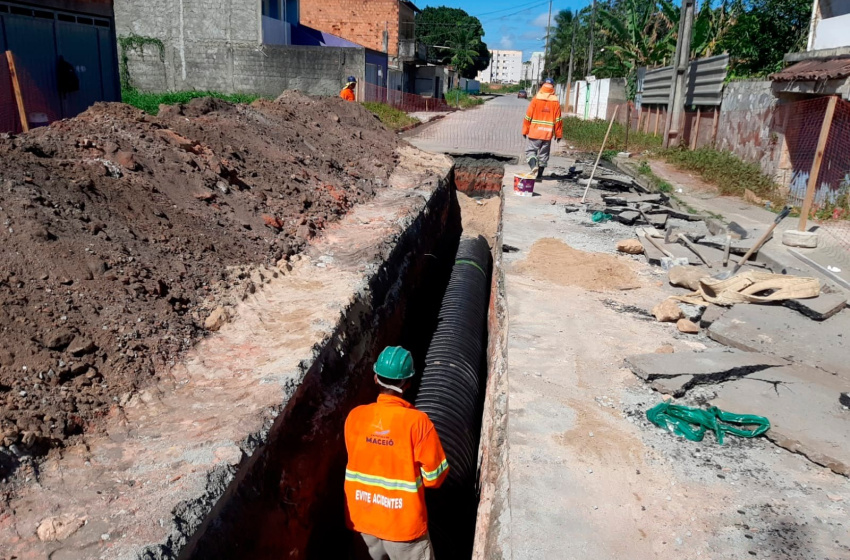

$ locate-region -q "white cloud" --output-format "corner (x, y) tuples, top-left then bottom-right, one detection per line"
(530, 12), (550, 28)
(499, 34), (515, 49)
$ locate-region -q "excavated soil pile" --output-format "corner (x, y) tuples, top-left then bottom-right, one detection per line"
(512, 238), (641, 291)
(0, 93), (398, 465)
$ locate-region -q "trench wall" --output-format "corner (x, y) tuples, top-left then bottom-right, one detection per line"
(180, 165), (460, 559)
(471, 182), (511, 559)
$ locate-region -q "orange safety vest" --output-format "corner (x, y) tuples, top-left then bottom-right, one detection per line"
(341, 87), (356, 101)
(522, 83), (563, 141)
(344, 394), (449, 542)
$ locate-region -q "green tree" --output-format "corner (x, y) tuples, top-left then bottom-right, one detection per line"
(416, 6), (490, 78)
(448, 26), (481, 78)
(719, 0), (811, 77)
(596, 0), (677, 98)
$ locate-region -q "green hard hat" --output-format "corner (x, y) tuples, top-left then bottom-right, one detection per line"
(373, 346), (415, 380)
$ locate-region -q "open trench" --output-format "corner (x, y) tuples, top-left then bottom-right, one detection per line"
(175, 156), (510, 560)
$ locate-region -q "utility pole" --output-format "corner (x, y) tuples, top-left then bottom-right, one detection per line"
(543, 0), (553, 81)
(565, 17), (576, 112)
(663, 0), (696, 148)
(587, 0), (597, 76)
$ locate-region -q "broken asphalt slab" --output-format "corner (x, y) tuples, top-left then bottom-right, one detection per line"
(708, 304), (850, 375)
(783, 293), (847, 321)
(625, 349), (789, 397)
(712, 364), (850, 476)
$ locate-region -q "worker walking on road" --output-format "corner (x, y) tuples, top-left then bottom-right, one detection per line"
(341, 76), (357, 102)
(522, 77), (563, 180)
(344, 346), (449, 560)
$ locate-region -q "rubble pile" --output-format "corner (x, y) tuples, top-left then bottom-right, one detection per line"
(0, 93), (401, 463)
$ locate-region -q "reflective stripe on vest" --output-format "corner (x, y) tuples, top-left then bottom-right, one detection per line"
(421, 459), (449, 481)
(345, 469), (423, 493)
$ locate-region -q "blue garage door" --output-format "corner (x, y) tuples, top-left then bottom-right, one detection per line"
(0, 2), (119, 131)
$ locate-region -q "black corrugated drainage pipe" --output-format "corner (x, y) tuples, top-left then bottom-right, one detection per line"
(414, 235), (492, 560)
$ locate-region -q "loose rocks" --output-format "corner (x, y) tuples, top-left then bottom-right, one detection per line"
(652, 299), (684, 322)
(616, 239), (644, 255)
(677, 319), (700, 334)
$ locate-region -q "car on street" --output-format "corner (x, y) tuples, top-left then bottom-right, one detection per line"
(517, 90), (528, 99)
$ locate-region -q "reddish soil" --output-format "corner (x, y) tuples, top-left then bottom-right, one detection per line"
(0, 92), (399, 469)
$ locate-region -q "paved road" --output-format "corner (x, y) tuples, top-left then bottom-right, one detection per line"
(407, 95), (528, 157)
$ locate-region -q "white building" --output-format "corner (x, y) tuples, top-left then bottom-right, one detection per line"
(477, 49), (523, 83)
(807, 0), (850, 50)
(521, 52), (545, 83)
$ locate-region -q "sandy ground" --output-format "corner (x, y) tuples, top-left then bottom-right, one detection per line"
(501, 158), (850, 560)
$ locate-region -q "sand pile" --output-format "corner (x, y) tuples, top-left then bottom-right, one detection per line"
(512, 238), (641, 291)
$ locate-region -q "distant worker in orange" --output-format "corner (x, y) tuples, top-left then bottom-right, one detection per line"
(341, 76), (357, 101)
(522, 77), (563, 180)
(344, 346), (449, 560)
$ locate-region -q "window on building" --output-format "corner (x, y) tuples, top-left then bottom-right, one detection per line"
(262, 0), (282, 20)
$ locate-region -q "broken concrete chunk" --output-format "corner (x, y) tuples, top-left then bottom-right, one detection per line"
(646, 213), (669, 229)
(699, 305), (726, 328)
(677, 303), (706, 322)
(708, 304), (850, 375)
(625, 349), (789, 382)
(615, 211), (640, 225)
(712, 364), (850, 476)
(650, 375), (694, 396)
(616, 239), (644, 254)
(783, 293), (846, 321)
(652, 299), (684, 322)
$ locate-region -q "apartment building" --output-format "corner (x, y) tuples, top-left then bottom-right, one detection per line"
(477, 49), (522, 83)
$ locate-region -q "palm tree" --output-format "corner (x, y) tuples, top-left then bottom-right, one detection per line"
(596, 0), (678, 98)
(449, 26), (480, 78)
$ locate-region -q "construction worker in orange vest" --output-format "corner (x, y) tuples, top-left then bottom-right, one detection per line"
(522, 77), (563, 180)
(344, 346), (449, 560)
(341, 76), (357, 101)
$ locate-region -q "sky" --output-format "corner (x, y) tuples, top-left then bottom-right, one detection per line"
(419, 0), (592, 61)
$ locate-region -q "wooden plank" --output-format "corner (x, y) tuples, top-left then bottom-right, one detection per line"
(690, 107), (701, 150)
(6, 51), (29, 133)
(653, 107), (660, 136)
(798, 96), (838, 231)
(711, 106), (720, 147)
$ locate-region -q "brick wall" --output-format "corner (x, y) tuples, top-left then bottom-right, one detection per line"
(115, 0), (366, 97)
(300, 0), (399, 56)
(716, 81), (780, 179)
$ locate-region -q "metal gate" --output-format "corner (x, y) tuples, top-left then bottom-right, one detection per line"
(0, 1), (119, 132)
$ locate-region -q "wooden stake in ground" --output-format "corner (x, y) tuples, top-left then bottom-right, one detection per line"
(581, 105), (619, 204)
(690, 107), (701, 150)
(711, 106), (720, 147)
(798, 96), (838, 232)
(6, 51), (29, 133)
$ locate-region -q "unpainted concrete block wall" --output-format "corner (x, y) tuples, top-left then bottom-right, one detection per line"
(716, 81), (779, 178)
(301, 0), (399, 56)
(114, 0), (365, 97)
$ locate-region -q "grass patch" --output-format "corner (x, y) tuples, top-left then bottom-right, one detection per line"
(446, 89), (485, 109)
(661, 147), (781, 203)
(562, 116), (662, 154)
(122, 88), (260, 115)
(361, 102), (419, 131)
(635, 159), (674, 193)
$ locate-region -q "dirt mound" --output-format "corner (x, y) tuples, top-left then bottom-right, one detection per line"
(512, 238), (641, 291)
(0, 93), (399, 467)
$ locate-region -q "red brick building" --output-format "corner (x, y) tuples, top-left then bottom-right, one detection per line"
(300, 0), (424, 91)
